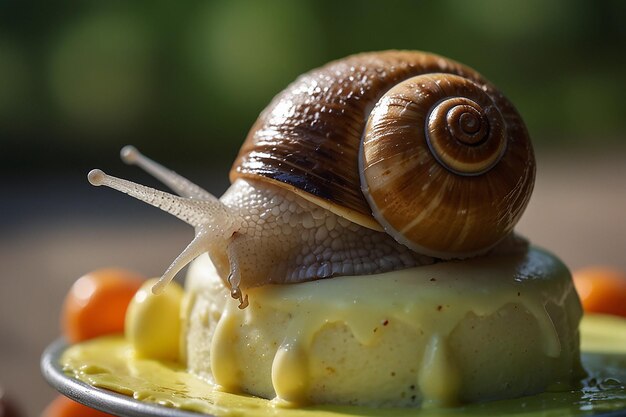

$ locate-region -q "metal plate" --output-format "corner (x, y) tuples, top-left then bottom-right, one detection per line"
(41, 338), (210, 417)
(42, 338), (626, 417)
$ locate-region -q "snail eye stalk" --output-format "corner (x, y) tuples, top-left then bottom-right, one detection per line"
(120, 146), (218, 202)
(88, 162), (239, 295)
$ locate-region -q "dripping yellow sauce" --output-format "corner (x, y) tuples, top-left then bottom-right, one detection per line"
(61, 314), (626, 417)
(185, 248), (580, 406)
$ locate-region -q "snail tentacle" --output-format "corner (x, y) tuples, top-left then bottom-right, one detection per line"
(226, 242), (246, 308)
(152, 228), (212, 294)
(121, 145), (218, 202)
(87, 169), (233, 229)
(87, 169), (242, 293)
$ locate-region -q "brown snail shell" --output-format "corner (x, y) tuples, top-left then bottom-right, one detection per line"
(232, 50), (535, 258)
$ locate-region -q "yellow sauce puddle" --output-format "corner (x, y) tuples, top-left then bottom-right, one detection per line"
(61, 314), (626, 417)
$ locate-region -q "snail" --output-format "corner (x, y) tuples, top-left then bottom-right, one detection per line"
(88, 50), (535, 309)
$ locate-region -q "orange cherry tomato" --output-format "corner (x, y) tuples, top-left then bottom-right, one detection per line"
(62, 268), (145, 343)
(573, 266), (626, 317)
(41, 395), (115, 417)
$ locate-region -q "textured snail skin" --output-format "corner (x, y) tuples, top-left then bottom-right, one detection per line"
(232, 50), (535, 258)
(214, 179), (432, 289)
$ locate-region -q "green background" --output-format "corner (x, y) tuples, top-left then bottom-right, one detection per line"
(1, 0), (625, 177)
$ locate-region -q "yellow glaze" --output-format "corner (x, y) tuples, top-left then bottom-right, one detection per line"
(125, 278), (184, 361)
(61, 315), (626, 417)
(185, 248), (582, 406)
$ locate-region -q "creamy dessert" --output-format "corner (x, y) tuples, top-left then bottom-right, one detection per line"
(86, 51), (584, 408)
(184, 248), (582, 407)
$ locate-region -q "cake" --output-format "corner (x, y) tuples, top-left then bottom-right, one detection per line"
(183, 247), (582, 407)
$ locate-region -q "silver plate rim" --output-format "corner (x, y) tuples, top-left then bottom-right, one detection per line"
(41, 338), (626, 417)
(41, 338), (211, 417)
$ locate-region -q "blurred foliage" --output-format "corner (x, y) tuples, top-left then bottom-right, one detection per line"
(0, 0), (625, 176)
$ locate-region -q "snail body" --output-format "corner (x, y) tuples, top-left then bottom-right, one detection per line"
(89, 50), (535, 308)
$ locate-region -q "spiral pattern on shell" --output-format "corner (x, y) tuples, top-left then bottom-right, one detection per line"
(360, 73), (534, 258)
(426, 91), (506, 176)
